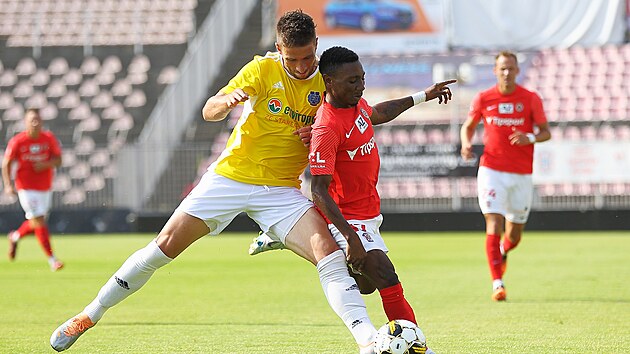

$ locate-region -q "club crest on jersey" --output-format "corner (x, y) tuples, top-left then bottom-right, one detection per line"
(498, 103), (514, 114)
(307, 91), (321, 106)
(355, 114), (369, 134)
(516, 102), (524, 112)
(267, 98), (282, 114)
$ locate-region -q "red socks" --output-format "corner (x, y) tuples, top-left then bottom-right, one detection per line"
(486, 234), (503, 280)
(502, 237), (519, 254)
(17, 220), (34, 238)
(379, 283), (417, 324)
(34, 226), (54, 257)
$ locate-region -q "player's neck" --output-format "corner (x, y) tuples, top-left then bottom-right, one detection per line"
(498, 83), (516, 95)
(27, 130), (40, 138)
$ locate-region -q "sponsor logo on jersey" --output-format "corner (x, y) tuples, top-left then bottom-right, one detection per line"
(498, 103), (514, 114)
(283, 106), (316, 125)
(485, 116), (525, 127)
(29, 144), (42, 153)
(346, 136), (377, 160)
(309, 151), (326, 169)
(307, 91), (321, 106)
(267, 98), (282, 114)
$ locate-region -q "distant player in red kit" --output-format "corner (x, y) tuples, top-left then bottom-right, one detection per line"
(3, 108), (64, 271)
(310, 46), (454, 349)
(460, 51), (551, 301)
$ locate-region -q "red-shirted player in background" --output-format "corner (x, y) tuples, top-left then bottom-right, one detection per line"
(3, 108), (64, 271)
(460, 51), (551, 302)
(310, 46), (455, 346)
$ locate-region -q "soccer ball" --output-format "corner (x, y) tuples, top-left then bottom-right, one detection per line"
(374, 319), (428, 354)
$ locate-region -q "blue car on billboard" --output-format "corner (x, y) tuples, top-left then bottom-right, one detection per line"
(324, 0), (415, 32)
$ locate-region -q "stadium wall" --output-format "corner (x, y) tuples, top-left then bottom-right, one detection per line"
(0, 209), (627, 234)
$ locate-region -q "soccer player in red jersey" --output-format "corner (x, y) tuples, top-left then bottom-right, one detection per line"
(2, 108), (64, 271)
(460, 51), (551, 301)
(309, 46), (455, 345)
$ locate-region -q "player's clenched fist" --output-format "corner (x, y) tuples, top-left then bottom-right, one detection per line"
(224, 88), (249, 108)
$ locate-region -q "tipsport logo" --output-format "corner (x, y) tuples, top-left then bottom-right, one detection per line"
(267, 98), (282, 114)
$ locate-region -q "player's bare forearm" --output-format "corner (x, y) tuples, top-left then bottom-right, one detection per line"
(371, 97), (414, 125)
(202, 89), (249, 122)
(460, 118), (477, 159)
(311, 176), (368, 271)
(2, 159), (14, 192)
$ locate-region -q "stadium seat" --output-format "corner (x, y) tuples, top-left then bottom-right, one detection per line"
(124, 90), (146, 107)
(13, 80), (34, 98)
(88, 149), (111, 168)
(0, 69), (17, 87)
(31, 69), (51, 87)
(63, 68), (83, 86)
(15, 57), (37, 76)
(0, 92), (14, 110)
(52, 173), (72, 193)
(80, 56), (101, 75)
(83, 173), (106, 192)
(69, 162), (91, 180)
(111, 79), (132, 97)
(58, 91), (81, 109)
(46, 79), (67, 98)
(79, 79), (100, 98)
(48, 58), (70, 76)
(62, 186), (86, 205)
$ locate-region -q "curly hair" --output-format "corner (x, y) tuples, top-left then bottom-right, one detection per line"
(276, 9), (316, 47)
(318, 46), (359, 76)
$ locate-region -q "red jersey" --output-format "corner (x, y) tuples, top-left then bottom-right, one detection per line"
(469, 84), (547, 174)
(4, 131), (61, 190)
(309, 98), (380, 220)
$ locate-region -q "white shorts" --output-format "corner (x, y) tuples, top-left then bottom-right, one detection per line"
(328, 214), (388, 254)
(176, 170), (313, 243)
(477, 166), (533, 224)
(17, 189), (52, 219)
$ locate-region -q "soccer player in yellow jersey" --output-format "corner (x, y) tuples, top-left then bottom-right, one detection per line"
(51, 10), (378, 353)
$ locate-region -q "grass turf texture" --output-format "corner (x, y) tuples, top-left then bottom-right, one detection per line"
(1, 232), (628, 353)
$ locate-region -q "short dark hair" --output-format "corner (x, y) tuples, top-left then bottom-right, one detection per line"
(319, 46), (359, 76)
(276, 10), (316, 47)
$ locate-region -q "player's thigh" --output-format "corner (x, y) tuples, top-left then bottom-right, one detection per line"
(477, 166), (508, 216)
(17, 190), (51, 219)
(284, 208), (339, 264)
(176, 170), (249, 235)
(329, 215), (388, 254)
(156, 211), (211, 258)
(246, 185), (316, 246)
(505, 173), (533, 224)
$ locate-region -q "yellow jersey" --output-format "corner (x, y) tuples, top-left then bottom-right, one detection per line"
(213, 52), (325, 189)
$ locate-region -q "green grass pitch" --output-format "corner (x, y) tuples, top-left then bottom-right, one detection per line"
(1, 231), (628, 353)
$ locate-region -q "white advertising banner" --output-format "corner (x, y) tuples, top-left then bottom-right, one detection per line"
(277, 0), (448, 55)
(533, 141), (630, 183)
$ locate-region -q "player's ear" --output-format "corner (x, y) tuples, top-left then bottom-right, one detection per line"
(275, 41), (281, 53)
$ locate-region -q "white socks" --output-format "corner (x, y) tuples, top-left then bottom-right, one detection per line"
(83, 240), (172, 322)
(317, 249), (376, 349)
(492, 279), (505, 290)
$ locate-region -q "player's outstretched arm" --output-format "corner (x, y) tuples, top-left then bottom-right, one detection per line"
(370, 79), (456, 126)
(202, 89), (249, 122)
(2, 157), (15, 195)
